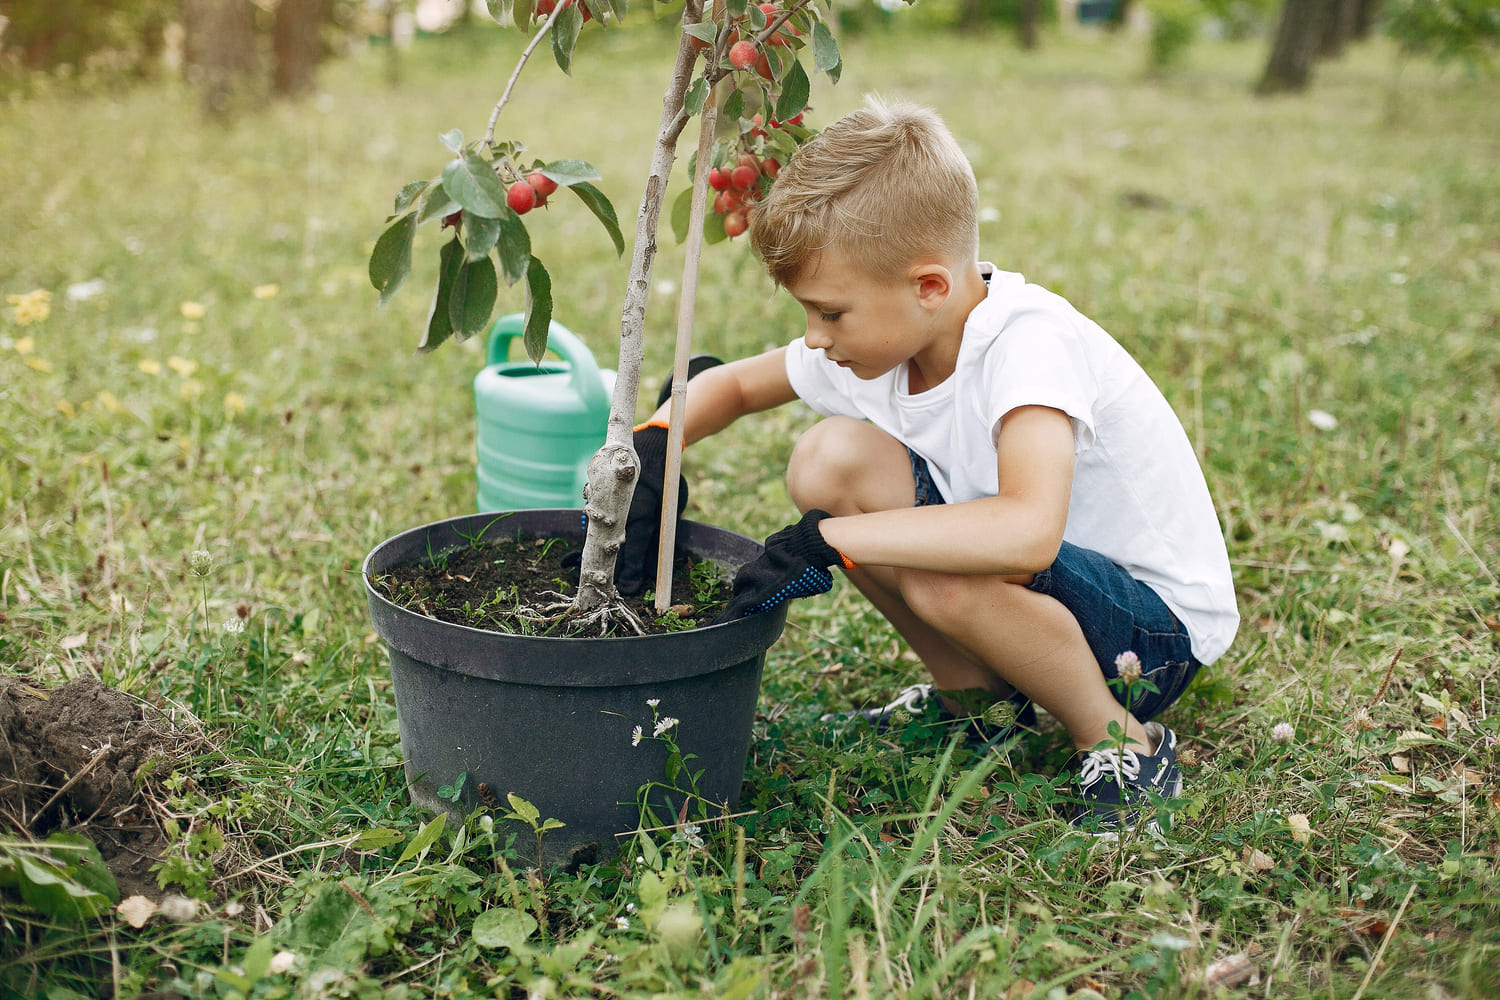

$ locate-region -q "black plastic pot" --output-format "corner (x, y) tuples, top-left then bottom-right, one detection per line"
(362, 509), (787, 867)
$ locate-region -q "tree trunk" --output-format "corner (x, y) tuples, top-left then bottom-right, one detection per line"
(181, 0), (258, 116)
(1017, 0), (1039, 49)
(1319, 0), (1360, 57)
(274, 0), (326, 97)
(1353, 0), (1382, 39)
(1257, 0), (1333, 95)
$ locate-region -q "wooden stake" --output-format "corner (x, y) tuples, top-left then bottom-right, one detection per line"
(655, 12), (720, 613)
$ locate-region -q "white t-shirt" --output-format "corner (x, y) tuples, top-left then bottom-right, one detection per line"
(783, 265), (1239, 664)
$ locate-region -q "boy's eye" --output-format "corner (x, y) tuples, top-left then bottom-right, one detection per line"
(818, 311), (842, 323)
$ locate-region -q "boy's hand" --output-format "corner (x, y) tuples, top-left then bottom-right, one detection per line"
(616, 424), (687, 596)
(714, 509), (851, 622)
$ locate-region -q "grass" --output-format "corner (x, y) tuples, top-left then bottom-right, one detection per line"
(2, 12), (1498, 999)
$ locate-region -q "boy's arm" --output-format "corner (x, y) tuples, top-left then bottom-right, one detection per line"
(818, 405), (1076, 576)
(639, 347), (797, 444)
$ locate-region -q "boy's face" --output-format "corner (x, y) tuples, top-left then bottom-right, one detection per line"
(784, 249), (936, 381)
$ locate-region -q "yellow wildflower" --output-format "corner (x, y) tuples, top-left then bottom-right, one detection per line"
(25, 356), (54, 373)
(223, 391), (248, 418)
(180, 379), (205, 400)
(180, 301), (206, 319)
(97, 390), (124, 414)
(15, 337), (35, 355)
(7, 289), (51, 325)
(252, 284), (280, 300)
(139, 359), (162, 375)
(167, 356), (198, 377)
(57, 399), (77, 418)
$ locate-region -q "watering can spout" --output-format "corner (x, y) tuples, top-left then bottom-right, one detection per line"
(474, 314), (616, 512)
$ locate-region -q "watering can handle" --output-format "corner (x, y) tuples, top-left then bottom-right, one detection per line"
(485, 313), (609, 413)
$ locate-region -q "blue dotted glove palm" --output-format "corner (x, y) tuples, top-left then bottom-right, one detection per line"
(714, 509), (847, 623)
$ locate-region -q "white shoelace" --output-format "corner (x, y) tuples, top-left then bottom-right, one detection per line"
(1078, 746), (1143, 791)
(879, 684), (934, 713)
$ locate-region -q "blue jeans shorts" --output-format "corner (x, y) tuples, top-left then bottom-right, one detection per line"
(907, 449), (1200, 721)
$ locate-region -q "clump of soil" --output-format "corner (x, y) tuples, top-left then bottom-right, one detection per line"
(374, 532), (733, 636)
(0, 676), (205, 898)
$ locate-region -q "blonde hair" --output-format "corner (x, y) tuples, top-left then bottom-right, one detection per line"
(749, 96), (979, 286)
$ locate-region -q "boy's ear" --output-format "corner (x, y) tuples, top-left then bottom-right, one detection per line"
(910, 263), (953, 311)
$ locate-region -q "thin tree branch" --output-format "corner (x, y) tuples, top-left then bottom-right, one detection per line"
(483, 4), (571, 148)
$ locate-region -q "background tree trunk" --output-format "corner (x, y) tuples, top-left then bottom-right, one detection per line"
(1319, 0), (1360, 57)
(181, 0), (258, 115)
(1353, 0), (1383, 39)
(1106, 0), (1135, 32)
(1017, 0), (1039, 49)
(274, 0), (326, 97)
(1257, 0), (1334, 94)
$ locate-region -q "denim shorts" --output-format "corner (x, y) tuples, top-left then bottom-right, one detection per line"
(907, 449), (1200, 721)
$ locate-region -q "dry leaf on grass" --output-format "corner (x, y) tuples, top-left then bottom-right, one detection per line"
(117, 895), (157, 928)
(1203, 952), (1255, 990)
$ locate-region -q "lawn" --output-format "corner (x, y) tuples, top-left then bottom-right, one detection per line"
(1, 11), (1498, 999)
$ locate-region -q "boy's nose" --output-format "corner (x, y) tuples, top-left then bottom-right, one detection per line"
(804, 326), (832, 351)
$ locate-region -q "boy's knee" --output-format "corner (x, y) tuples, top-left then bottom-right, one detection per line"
(898, 569), (1033, 633)
(786, 417), (873, 513)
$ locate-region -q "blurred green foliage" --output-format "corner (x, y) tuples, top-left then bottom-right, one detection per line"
(1385, 0), (1500, 69)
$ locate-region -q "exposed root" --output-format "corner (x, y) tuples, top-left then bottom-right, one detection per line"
(514, 592), (647, 637)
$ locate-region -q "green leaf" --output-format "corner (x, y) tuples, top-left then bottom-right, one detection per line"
(463, 213), (503, 261)
(550, 4), (583, 74)
(494, 209), (533, 286)
(774, 59), (811, 125)
(472, 907), (538, 950)
(568, 181), (624, 257)
(505, 792), (541, 827)
(703, 208), (728, 245)
(417, 181), (459, 224)
(442, 151), (509, 217)
(242, 934), (275, 981)
(722, 87), (745, 123)
(396, 812), (448, 865)
(393, 180), (428, 216)
(46, 833), (117, 904)
(14, 855), (112, 923)
(725, 0), (747, 18)
(582, 0), (609, 22)
(369, 213), (417, 306)
(670, 184), (695, 244)
(812, 21), (840, 74)
(484, 0), (512, 25)
(439, 128), (465, 153)
(605, 0), (626, 22)
(684, 77), (709, 116)
(419, 238), (465, 353)
(450, 256), (498, 342)
(538, 159), (602, 187)
(683, 20), (716, 43)
(351, 828), (404, 849)
(523, 260), (554, 365)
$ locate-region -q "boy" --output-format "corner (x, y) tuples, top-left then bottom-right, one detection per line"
(619, 97), (1238, 835)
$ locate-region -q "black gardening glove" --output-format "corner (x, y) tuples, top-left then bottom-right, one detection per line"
(614, 424), (688, 596)
(714, 509), (848, 623)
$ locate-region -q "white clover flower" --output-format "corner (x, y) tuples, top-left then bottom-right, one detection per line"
(646, 698), (660, 708)
(1308, 409), (1338, 432)
(222, 618), (245, 634)
(1114, 650), (1143, 685)
(614, 916), (629, 930)
(653, 717), (679, 737)
(188, 550), (214, 576)
(1272, 722), (1295, 743)
(268, 950), (297, 974)
(631, 726), (643, 747)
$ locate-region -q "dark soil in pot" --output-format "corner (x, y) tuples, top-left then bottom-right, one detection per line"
(370, 532), (732, 637)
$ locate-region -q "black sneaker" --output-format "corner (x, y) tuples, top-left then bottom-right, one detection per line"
(820, 683), (1035, 748)
(1070, 721), (1182, 838)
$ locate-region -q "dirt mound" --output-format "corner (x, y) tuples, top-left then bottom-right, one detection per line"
(0, 675), (203, 898)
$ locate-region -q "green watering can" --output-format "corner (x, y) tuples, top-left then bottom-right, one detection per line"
(475, 314), (615, 512)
